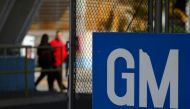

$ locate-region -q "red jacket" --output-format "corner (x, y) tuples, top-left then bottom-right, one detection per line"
(50, 38), (68, 67)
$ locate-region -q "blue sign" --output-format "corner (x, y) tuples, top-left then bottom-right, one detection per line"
(93, 33), (190, 109)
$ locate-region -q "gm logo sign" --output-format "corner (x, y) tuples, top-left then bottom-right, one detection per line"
(93, 33), (190, 109)
(107, 49), (178, 108)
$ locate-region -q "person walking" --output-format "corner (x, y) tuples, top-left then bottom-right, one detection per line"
(49, 30), (67, 91)
(35, 34), (54, 91)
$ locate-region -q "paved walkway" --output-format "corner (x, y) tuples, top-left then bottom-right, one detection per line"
(0, 70), (68, 108)
(35, 68), (68, 92)
(0, 91), (67, 108)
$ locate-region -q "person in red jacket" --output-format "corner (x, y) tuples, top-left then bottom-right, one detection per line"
(49, 30), (67, 91)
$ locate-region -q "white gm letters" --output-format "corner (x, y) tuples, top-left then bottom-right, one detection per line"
(107, 48), (178, 108)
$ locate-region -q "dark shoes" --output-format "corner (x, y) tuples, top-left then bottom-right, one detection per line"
(60, 84), (67, 92)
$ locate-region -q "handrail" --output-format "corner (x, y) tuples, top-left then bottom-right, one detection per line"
(0, 45), (63, 48)
(0, 45), (64, 96)
(0, 68), (62, 74)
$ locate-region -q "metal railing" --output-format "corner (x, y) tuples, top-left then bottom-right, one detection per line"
(0, 45), (64, 97)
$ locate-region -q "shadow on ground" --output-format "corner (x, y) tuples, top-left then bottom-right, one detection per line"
(0, 91), (92, 109)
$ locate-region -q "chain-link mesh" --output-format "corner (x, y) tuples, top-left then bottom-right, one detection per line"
(75, 0), (148, 94)
(167, 1), (188, 33)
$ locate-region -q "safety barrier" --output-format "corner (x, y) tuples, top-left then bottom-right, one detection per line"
(0, 45), (64, 97)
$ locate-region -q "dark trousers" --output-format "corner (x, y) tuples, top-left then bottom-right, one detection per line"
(48, 66), (66, 91)
(35, 71), (50, 87)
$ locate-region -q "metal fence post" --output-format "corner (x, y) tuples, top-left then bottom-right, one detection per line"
(148, 0), (154, 32)
(69, 0), (76, 108)
(155, 0), (162, 33)
(172, 0), (175, 32)
(24, 46), (29, 97)
(165, 0), (170, 32)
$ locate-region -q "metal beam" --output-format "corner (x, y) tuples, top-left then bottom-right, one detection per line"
(148, 0), (154, 32)
(0, 0), (43, 45)
(15, 0), (43, 44)
(165, 0), (170, 32)
(0, 0), (15, 32)
(69, 0), (76, 109)
(172, 0), (175, 32)
(155, 0), (162, 33)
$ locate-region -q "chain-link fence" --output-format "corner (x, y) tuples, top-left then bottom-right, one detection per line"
(70, 1), (189, 109)
(168, 0), (188, 33)
(75, 0), (148, 94)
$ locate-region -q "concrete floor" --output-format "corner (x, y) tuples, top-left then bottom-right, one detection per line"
(35, 69), (68, 92)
